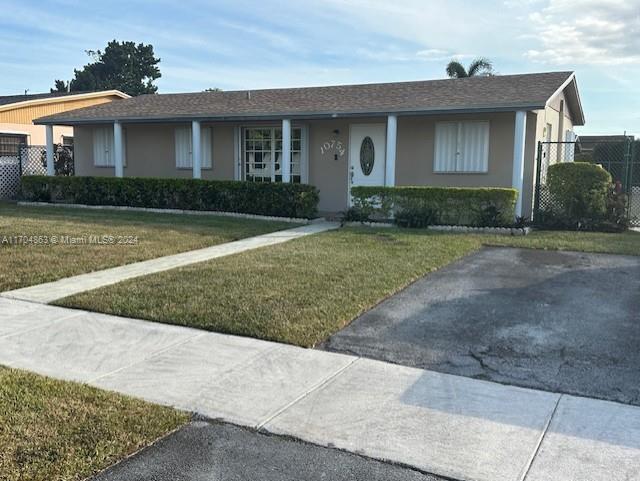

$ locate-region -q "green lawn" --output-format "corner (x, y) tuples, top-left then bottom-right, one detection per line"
(0, 203), (293, 292)
(58, 227), (640, 347)
(0, 366), (188, 481)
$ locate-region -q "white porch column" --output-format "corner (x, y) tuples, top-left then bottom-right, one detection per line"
(192, 120), (202, 179)
(45, 124), (54, 176)
(281, 118), (291, 182)
(113, 121), (124, 178)
(511, 110), (527, 217)
(385, 114), (397, 186)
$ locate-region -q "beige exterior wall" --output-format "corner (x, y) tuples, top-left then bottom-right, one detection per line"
(74, 123), (237, 180)
(0, 123), (72, 145)
(396, 112), (514, 188)
(308, 117), (387, 212)
(73, 112), (539, 214)
(395, 112), (538, 218)
(535, 89), (575, 148)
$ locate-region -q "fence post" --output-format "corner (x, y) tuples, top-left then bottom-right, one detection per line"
(18, 143), (24, 177)
(533, 141), (543, 221)
(623, 136), (633, 192)
(627, 137), (635, 225)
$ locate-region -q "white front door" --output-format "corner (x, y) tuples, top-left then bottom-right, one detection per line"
(349, 124), (386, 201)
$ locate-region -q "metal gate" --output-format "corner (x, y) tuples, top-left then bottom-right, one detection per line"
(534, 136), (638, 227)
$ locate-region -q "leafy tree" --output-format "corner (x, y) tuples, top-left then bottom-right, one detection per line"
(446, 58), (494, 78)
(51, 40), (161, 96)
(51, 79), (69, 93)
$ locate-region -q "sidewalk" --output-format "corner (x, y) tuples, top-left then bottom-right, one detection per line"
(1, 222), (338, 304)
(1, 297), (637, 481)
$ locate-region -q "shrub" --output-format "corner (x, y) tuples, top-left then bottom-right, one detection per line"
(20, 176), (319, 219)
(543, 162), (612, 230)
(347, 186), (517, 227)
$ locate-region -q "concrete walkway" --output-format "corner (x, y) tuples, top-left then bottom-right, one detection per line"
(1, 222), (337, 304)
(1, 297), (638, 481)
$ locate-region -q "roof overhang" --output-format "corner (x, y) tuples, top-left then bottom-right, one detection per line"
(0, 90), (130, 114)
(545, 73), (585, 126)
(35, 103), (546, 126)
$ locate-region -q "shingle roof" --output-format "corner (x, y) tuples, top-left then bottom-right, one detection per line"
(0, 90), (129, 110)
(0, 91), (85, 107)
(35, 71), (577, 125)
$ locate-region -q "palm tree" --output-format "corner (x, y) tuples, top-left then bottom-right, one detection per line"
(446, 58), (494, 78)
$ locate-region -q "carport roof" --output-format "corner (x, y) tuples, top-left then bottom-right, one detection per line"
(34, 71), (584, 125)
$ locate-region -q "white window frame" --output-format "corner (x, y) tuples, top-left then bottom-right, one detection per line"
(434, 121), (489, 173)
(93, 126), (127, 168)
(242, 126), (306, 183)
(175, 126), (213, 169)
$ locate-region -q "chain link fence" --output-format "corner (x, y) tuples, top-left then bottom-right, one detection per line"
(534, 136), (638, 228)
(0, 144), (74, 200)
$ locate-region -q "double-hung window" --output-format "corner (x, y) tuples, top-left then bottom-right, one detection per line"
(244, 127), (302, 183)
(434, 121), (489, 173)
(93, 126), (126, 167)
(175, 126), (213, 169)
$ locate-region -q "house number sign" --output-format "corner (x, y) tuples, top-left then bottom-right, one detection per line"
(320, 139), (346, 158)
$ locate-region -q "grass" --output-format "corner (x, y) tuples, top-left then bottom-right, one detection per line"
(58, 227), (640, 348)
(0, 203), (293, 292)
(0, 365), (188, 481)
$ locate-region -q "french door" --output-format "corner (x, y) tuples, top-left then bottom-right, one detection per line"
(243, 127), (302, 183)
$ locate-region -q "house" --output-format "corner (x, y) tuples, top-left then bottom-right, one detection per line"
(576, 135), (632, 154)
(0, 90), (129, 157)
(0, 90), (129, 198)
(34, 72), (583, 217)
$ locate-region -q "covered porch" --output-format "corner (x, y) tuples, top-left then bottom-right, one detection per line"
(45, 110), (533, 216)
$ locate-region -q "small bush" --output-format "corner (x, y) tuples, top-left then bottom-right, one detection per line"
(20, 176), (319, 219)
(347, 186), (517, 227)
(543, 162), (612, 230)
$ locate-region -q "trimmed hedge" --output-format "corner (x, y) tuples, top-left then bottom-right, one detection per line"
(540, 162), (618, 230)
(348, 186), (518, 227)
(20, 176), (319, 219)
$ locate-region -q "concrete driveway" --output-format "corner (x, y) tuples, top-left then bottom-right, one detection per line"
(323, 247), (640, 405)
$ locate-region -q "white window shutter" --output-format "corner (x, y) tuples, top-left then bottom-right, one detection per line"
(92, 128), (104, 166)
(460, 121), (489, 172)
(434, 122), (458, 172)
(93, 126), (114, 166)
(201, 127), (213, 168)
(175, 127), (192, 168)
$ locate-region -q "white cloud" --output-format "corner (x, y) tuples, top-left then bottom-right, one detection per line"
(525, 0), (640, 65)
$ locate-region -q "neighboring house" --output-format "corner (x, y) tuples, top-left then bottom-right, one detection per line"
(0, 90), (129, 157)
(576, 135), (632, 154)
(35, 72), (584, 217)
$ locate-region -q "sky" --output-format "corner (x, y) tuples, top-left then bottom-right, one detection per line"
(1, 0), (639, 136)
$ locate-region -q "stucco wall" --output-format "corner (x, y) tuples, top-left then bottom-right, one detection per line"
(307, 117), (387, 212)
(307, 119), (349, 212)
(74, 123), (235, 180)
(395, 112), (516, 188)
(535, 89), (575, 147)
(395, 112), (537, 218)
(0, 123), (72, 145)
